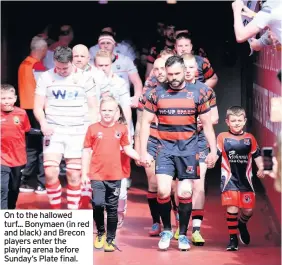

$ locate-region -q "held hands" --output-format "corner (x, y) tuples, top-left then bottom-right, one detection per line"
(81, 174), (90, 186)
(130, 96), (139, 108)
(205, 152), (217, 169)
(41, 122), (54, 137)
(140, 152), (154, 168)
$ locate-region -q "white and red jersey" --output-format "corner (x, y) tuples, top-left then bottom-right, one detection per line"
(35, 67), (95, 134)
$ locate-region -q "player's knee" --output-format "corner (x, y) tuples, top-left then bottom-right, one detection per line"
(242, 208), (253, 216)
(148, 178), (158, 192)
(158, 188), (170, 199)
(44, 161), (60, 179)
(227, 205), (239, 213)
(66, 163), (81, 183)
(193, 182), (205, 194)
(178, 187), (192, 199)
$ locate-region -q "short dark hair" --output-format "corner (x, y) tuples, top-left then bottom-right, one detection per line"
(226, 106), (246, 119)
(1, 84), (16, 94)
(176, 32), (192, 42)
(53, 46), (72, 63)
(165, 55), (185, 68)
(98, 31), (115, 39)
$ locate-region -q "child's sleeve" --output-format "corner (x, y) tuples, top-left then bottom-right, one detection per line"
(23, 111), (31, 132)
(120, 125), (130, 147)
(216, 133), (223, 157)
(250, 134), (261, 158)
(83, 126), (94, 148)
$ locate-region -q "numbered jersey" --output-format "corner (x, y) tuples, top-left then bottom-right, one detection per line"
(35, 68), (95, 132)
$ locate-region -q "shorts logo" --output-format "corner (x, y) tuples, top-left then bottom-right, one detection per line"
(244, 139), (250, 145)
(115, 131), (121, 139)
(113, 188), (120, 196)
(243, 194), (252, 204)
(186, 166), (194, 174)
(13, 116), (20, 125)
(97, 132), (103, 139)
(186, 92), (194, 99)
(199, 151), (206, 159)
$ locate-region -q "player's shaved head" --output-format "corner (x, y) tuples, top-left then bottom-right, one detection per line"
(72, 44), (90, 69)
(154, 58), (166, 68)
(153, 58), (167, 83)
(72, 44), (89, 55)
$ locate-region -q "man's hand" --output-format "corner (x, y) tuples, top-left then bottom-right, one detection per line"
(257, 168), (265, 179)
(130, 96), (139, 108)
(205, 152), (217, 168)
(81, 174), (90, 186)
(197, 116), (203, 132)
(140, 152), (154, 168)
(40, 122), (54, 136)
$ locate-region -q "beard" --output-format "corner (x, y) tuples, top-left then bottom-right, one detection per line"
(168, 76), (185, 89)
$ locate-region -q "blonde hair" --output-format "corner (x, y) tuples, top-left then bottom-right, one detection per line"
(100, 95), (118, 108)
(1, 84), (16, 94)
(94, 49), (111, 62)
(226, 106), (246, 119)
(181, 53), (195, 61)
(160, 48), (175, 57)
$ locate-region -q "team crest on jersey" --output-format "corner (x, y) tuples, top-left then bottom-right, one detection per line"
(97, 132), (103, 139)
(243, 194), (252, 204)
(199, 151), (206, 159)
(115, 131), (121, 139)
(13, 116), (20, 125)
(186, 166), (194, 174)
(186, 92), (194, 99)
(244, 139), (250, 145)
(116, 65), (121, 70)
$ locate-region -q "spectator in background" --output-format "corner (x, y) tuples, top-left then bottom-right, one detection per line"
(18, 36), (47, 194)
(232, 0), (282, 44)
(264, 70), (281, 192)
(43, 25), (74, 69)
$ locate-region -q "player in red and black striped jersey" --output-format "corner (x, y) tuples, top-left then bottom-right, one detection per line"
(135, 58), (166, 236)
(140, 56), (217, 251)
(216, 106), (264, 251)
(174, 33), (218, 89)
(171, 53), (219, 245)
(145, 24), (176, 78)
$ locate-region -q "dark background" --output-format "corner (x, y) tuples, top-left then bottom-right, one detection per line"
(1, 1), (240, 87)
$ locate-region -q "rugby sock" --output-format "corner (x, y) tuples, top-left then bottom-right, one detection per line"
(170, 194), (178, 212)
(80, 182), (92, 209)
(157, 196), (171, 230)
(46, 180), (62, 209)
(178, 197), (192, 236)
(147, 191), (161, 224)
(192, 209), (204, 233)
(227, 212), (238, 235)
(66, 184), (81, 210)
(239, 212), (252, 224)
